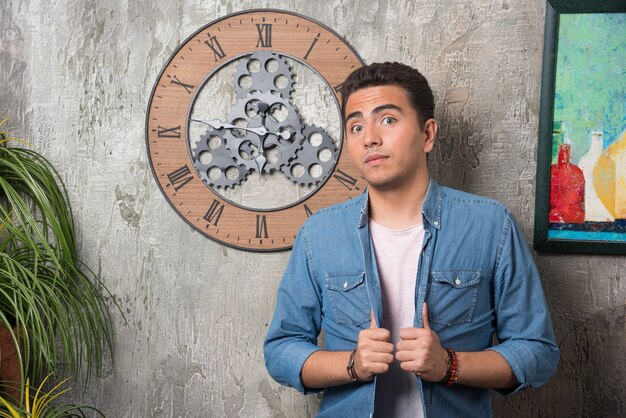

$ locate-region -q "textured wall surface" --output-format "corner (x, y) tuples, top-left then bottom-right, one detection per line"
(1, 0), (624, 417)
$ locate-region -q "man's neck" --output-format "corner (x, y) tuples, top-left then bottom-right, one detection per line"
(368, 174), (430, 230)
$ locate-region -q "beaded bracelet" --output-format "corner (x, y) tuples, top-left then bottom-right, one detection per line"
(440, 348), (458, 387)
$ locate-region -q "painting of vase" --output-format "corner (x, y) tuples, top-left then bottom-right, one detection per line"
(546, 12), (625, 244)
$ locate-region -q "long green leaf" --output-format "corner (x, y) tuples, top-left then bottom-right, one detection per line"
(0, 132), (120, 393)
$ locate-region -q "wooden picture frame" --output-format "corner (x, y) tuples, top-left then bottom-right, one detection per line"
(534, 0), (626, 254)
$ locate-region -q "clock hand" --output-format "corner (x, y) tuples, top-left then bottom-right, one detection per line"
(255, 103), (270, 172)
(265, 131), (294, 148)
(250, 104), (300, 167)
(190, 118), (289, 139)
(257, 102), (269, 115)
(205, 119), (269, 136)
(251, 103), (293, 142)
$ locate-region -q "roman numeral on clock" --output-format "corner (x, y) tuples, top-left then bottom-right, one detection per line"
(333, 169), (359, 191)
(256, 23), (272, 47)
(157, 125), (181, 139)
(303, 33), (320, 60)
(203, 199), (225, 226)
(303, 204), (314, 218)
(167, 165), (194, 191)
(255, 214), (269, 239)
(170, 75), (194, 94)
(205, 34), (226, 61)
(333, 82), (344, 94)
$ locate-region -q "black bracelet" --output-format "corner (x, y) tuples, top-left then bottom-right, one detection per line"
(347, 349), (366, 382)
(438, 348), (453, 384)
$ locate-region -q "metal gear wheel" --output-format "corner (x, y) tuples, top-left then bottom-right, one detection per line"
(191, 129), (251, 189)
(280, 124), (338, 187)
(224, 91), (304, 174)
(233, 50), (295, 99)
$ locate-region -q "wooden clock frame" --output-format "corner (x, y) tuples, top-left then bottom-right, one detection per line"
(146, 9), (365, 251)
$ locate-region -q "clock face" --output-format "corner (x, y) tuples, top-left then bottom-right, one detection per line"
(146, 9), (364, 251)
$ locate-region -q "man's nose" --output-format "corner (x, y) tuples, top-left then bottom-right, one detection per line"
(364, 127), (381, 148)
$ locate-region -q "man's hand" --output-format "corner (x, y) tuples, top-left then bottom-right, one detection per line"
(302, 304), (517, 389)
(395, 303), (448, 382)
(354, 311), (394, 381)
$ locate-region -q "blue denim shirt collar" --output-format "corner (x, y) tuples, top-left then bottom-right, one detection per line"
(357, 178), (443, 230)
(422, 178), (443, 230)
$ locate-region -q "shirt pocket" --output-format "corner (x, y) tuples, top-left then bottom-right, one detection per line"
(428, 270), (481, 326)
(325, 272), (370, 326)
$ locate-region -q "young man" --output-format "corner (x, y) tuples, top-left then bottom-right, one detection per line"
(264, 62), (559, 418)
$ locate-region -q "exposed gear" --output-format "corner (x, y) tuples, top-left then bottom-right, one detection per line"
(281, 124), (338, 187)
(234, 51), (295, 99)
(191, 129), (251, 189)
(224, 91), (304, 173)
(190, 52), (306, 186)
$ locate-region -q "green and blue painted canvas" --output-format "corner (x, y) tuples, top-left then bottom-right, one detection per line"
(548, 12), (626, 243)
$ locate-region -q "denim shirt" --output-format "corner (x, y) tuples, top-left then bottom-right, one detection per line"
(264, 179), (559, 418)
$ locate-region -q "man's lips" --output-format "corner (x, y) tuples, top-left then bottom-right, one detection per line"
(364, 153), (388, 164)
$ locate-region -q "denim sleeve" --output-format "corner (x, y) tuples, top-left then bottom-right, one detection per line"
(487, 210), (559, 395)
(264, 225), (323, 394)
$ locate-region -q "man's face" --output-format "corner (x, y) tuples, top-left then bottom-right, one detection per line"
(344, 85), (437, 192)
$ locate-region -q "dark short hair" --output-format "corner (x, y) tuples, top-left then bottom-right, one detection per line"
(341, 62), (435, 128)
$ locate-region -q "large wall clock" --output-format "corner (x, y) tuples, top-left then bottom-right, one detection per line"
(146, 9), (364, 251)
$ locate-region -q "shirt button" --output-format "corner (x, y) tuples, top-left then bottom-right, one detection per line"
(343, 281), (348, 289)
(455, 277), (461, 285)
(433, 220), (439, 226)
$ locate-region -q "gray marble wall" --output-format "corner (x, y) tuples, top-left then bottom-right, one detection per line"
(1, 0), (624, 416)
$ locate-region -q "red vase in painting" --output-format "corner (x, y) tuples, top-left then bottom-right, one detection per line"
(549, 144), (585, 223)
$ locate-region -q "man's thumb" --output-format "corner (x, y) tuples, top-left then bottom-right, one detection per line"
(422, 303), (431, 329)
(370, 310), (377, 328)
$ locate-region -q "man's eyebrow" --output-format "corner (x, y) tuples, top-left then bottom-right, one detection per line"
(344, 104), (404, 123)
(372, 103), (403, 115)
(344, 111), (363, 124)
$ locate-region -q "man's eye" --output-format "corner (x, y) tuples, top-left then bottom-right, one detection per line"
(350, 125), (363, 133)
(382, 117), (396, 125)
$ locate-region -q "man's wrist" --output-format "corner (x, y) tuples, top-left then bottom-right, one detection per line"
(347, 349), (367, 383)
(438, 348), (458, 387)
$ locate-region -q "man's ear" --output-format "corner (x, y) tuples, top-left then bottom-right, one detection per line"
(422, 118), (438, 153)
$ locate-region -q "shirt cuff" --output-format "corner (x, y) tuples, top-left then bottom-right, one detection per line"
(278, 343), (323, 394)
(486, 344), (532, 396)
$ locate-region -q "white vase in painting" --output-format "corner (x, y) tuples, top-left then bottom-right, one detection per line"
(579, 131), (614, 222)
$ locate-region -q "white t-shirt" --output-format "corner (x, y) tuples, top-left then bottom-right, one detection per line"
(370, 219), (425, 418)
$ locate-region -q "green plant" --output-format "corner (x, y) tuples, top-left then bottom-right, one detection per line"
(0, 117), (116, 394)
(0, 374), (104, 418)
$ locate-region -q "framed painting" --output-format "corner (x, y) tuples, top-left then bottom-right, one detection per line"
(534, 0), (626, 254)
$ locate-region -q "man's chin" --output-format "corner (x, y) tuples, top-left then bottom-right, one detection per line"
(364, 176), (403, 192)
